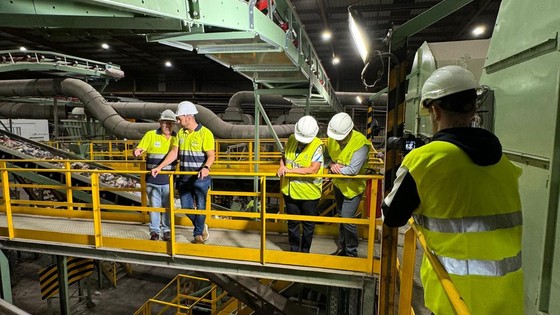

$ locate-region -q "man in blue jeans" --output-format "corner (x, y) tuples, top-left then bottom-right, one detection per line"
(326, 112), (371, 257)
(152, 101), (214, 244)
(134, 109), (177, 241)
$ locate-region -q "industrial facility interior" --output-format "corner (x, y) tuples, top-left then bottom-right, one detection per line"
(0, 0), (558, 314)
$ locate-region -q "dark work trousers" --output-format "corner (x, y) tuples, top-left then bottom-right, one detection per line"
(283, 194), (320, 253)
(333, 186), (361, 257)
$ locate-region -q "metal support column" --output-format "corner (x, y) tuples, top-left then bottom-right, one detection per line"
(380, 41), (408, 315)
(0, 250), (12, 303)
(56, 256), (70, 315)
(362, 277), (377, 315)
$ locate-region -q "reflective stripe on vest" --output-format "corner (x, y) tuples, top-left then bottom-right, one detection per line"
(438, 251), (522, 276)
(413, 210), (522, 233)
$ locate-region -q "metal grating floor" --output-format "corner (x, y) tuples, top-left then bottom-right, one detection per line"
(0, 214), (372, 256)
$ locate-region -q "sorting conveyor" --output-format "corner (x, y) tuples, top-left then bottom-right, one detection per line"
(0, 129), (140, 206)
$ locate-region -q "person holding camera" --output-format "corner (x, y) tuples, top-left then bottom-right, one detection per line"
(382, 65), (523, 315)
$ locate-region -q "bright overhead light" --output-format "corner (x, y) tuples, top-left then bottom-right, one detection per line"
(348, 7), (371, 63)
(19, 46), (27, 52)
(472, 25), (486, 37)
(164, 61), (172, 68)
(356, 96), (362, 104)
(101, 43), (110, 49)
(321, 30), (332, 41)
(332, 56), (340, 65)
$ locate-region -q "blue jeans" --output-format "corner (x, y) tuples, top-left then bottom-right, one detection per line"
(146, 183), (171, 234)
(334, 186), (362, 257)
(177, 176), (211, 237)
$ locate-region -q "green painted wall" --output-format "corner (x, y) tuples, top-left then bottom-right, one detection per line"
(480, 0), (560, 313)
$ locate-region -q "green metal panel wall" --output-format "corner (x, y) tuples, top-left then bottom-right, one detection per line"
(480, 0), (560, 313)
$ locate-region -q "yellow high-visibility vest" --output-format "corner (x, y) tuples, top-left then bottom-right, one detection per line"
(281, 135), (323, 200)
(327, 131), (371, 198)
(405, 140), (523, 315)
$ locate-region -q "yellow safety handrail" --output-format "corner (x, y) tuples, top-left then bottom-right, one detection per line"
(0, 163), (383, 275)
(404, 220), (471, 315)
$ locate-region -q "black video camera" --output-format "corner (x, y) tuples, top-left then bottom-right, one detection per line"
(388, 133), (428, 156)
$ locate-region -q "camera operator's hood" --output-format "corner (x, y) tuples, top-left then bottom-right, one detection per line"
(432, 127), (502, 166)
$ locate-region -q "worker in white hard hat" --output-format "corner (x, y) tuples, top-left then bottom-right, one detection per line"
(325, 112), (372, 257)
(382, 65), (523, 314)
(277, 115), (324, 253)
(152, 101), (214, 244)
(134, 109), (177, 241)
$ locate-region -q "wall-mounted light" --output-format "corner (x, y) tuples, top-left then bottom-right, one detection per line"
(164, 61), (172, 68)
(348, 7), (371, 63)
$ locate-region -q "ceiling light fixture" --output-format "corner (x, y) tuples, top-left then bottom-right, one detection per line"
(348, 7), (371, 63)
(101, 43), (110, 49)
(356, 96), (362, 104)
(164, 61), (172, 68)
(321, 30), (332, 41)
(472, 25), (486, 37)
(332, 56), (340, 65)
(19, 46), (27, 52)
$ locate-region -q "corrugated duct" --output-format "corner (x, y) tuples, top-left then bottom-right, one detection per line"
(0, 78), (294, 139)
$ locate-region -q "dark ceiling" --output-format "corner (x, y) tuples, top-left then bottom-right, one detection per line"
(0, 0), (501, 109)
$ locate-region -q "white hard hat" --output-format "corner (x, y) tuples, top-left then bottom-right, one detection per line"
(159, 109), (176, 121)
(327, 112), (354, 141)
(176, 101), (198, 116)
(294, 115), (319, 144)
(420, 65), (480, 107)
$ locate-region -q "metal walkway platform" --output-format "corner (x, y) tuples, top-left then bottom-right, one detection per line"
(0, 213), (377, 290)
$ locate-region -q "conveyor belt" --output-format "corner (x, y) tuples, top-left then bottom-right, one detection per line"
(0, 129), (140, 205)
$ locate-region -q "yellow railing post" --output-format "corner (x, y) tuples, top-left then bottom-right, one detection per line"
(260, 175), (266, 265)
(64, 161), (73, 211)
(140, 170), (148, 223)
(168, 173), (176, 256)
(0, 162), (15, 239)
(366, 180), (377, 275)
(91, 173), (103, 247)
(398, 226), (417, 315)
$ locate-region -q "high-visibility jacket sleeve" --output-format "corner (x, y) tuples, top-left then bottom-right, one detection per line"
(382, 166), (420, 227)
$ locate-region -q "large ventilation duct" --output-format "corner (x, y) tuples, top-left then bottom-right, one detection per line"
(110, 102), (294, 139)
(0, 79), (294, 140)
(0, 102), (69, 119)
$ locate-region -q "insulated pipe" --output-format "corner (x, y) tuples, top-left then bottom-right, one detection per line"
(0, 102), (68, 119)
(228, 91), (389, 108)
(0, 79), (294, 139)
(110, 102), (294, 139)
(335, 92), (388, 106)
(227, 91), (291, 109)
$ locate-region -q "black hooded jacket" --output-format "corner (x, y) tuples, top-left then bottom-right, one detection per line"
(382, 127), (503, 227)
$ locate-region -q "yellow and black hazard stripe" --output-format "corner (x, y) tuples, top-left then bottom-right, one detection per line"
(379, 46), (408, 315)
(39, 257), (94, 300)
